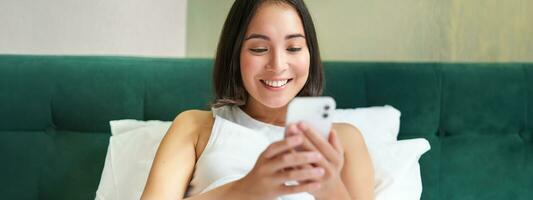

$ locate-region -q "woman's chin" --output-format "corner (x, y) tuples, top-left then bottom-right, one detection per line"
(258, 97), (291, 109)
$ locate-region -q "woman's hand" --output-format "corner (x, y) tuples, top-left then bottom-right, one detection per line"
(285, 122), (349, 200)
(229, 134), (326, 200)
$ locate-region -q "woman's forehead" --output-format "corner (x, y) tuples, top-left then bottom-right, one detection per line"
(246, 3), (305, 39)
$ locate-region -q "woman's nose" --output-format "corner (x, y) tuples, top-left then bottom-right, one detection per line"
(265, 49), (288, 72)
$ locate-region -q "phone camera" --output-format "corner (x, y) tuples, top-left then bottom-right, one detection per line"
(324, 105), (330, 110)
(322, 113), (329, 118)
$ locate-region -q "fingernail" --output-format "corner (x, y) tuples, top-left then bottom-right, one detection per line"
(299, 122), (308, 130)
(290, 125), (301, 134)
(311, 152), (321, 159)
(314, 168), (325, 175)
(289, 136), (302, 145)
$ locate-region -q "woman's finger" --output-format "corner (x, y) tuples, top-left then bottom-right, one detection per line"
(288, 124), (326, 170)
(268, 151), (322, 172)
(273, 167), (325, 183)
(285, 123), (302, 137)
(278, 181), (322, 195)
(329, 129), (344, 155)
(287, 125), (336, 177)
(296, 128), (318, 152)
(298, 122), (339, 164)
(262, 135), (303, 159)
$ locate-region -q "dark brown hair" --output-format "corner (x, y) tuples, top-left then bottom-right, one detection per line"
(211, 0), (323, 108)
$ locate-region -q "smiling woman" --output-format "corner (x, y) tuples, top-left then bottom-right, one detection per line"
(141, 1), (374, 200)
(212, 0), (323, 111)
(239, 2), (312, 112)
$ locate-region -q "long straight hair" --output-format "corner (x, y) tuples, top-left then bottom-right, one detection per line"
(211, 0), (323, 108)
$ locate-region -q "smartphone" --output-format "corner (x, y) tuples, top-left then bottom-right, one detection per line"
(285, 96), (336, 139)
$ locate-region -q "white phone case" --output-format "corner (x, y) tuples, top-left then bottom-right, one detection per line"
(285, 96), (336, 138)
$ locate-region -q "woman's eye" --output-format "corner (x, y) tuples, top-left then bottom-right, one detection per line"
(287, 47), (302, 52)
(249, 48), (268, 53)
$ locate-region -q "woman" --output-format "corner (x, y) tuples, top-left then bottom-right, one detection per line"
(141, 0), (374, 199)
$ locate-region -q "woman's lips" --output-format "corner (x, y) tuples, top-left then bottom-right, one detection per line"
(260, 78), (293, 90)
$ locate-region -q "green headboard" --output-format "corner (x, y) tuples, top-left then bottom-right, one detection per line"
(1, 55), (531, 199)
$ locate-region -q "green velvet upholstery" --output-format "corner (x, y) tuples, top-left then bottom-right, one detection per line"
(1, 55), (531, 199)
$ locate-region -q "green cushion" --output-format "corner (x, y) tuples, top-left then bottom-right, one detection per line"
(0, 57), (55, 130)
(440, 134), (524, 199)
(363, 63), (441, 135)
(40, 130), (109, 200)
(0, 131), (51, 199)
(440, 63), (524, 134)
(524, 63), (533, 199)
(323, 62), (367, 107)
(143, 59), (213, 120)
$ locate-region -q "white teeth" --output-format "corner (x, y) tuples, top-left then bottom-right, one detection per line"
(263, 79), (289, 87)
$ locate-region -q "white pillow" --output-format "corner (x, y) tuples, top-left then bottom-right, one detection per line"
(371, 139), (430, 200)
(96, 106), (430, 200)
(333, 105), (429, 200)
(95, 120), (171, 200)
(333, 105), (401, 145)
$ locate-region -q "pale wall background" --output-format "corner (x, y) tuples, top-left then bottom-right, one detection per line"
(449, 0), (533, 62)
(1, 0), (531, 61)
(0, 0), (187, 57)
(187, 0), (533, 62)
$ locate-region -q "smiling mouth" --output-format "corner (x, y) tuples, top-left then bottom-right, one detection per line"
(260, 78), (293, 88)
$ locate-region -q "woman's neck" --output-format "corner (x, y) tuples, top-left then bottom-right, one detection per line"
(240, 98), (287, 127)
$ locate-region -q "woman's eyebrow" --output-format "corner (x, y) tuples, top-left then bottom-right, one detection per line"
(286, 33), (305, 40)
(244, 33), (306, 41)
(245, 34), (270, 41)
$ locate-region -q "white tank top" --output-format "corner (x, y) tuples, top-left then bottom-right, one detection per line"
(186, 106), (315, 200)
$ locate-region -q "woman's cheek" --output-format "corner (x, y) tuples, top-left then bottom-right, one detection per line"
(240, 54), (264, 86)
(241, 55), (262, 75)
(293, 51), (311, 79)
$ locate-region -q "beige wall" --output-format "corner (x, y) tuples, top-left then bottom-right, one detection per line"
(0, 0), (188, 57)
(306, 0), (450, 61)
(186, 1), (234, 58)
(187, 0), (533, 62)
(449, 0), (533, 62)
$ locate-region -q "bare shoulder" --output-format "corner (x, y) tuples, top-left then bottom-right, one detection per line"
(173, 109), (213, 126)
(332, 122), (366, 148)
(141, 109), (214, 199)
(171, 109), (214, 158)
(155, 109), (214, 157)
(171, 109), (214, 136)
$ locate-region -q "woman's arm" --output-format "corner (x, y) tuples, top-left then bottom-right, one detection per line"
(141, 110), (213, 200)
(334, 123), (375, 200)
(140, 110), (264, 200)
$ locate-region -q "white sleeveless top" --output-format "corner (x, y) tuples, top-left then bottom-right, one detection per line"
(186, 106), (315, 200)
